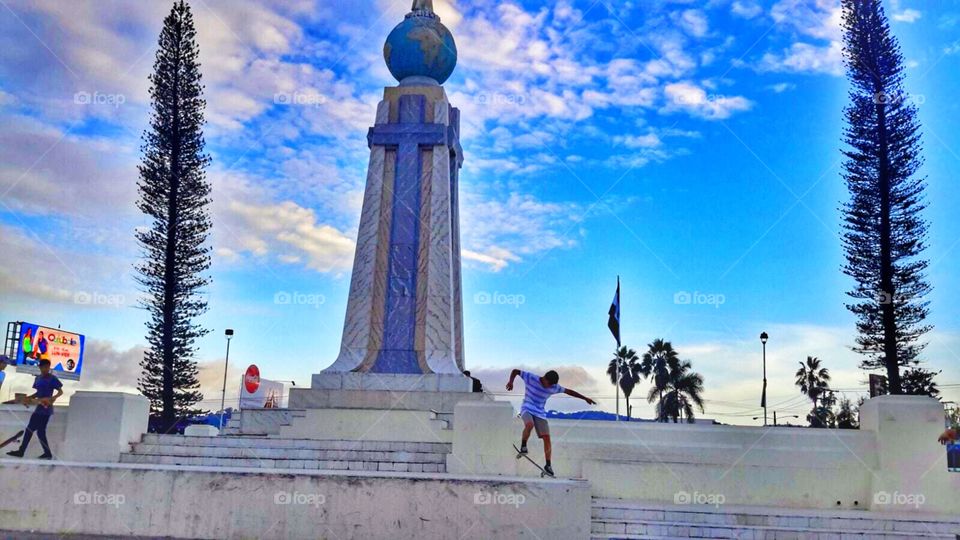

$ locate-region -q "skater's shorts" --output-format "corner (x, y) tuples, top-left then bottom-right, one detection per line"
(520, 412), (550, 437)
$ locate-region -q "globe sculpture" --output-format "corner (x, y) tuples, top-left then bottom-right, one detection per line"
(383, 8), (457, 85)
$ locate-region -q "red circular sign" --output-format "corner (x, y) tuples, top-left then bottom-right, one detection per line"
(244, 365), (261, 394)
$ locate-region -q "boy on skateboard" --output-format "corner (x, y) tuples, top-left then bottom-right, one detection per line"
(506, 369), (596, 477)
(7, 359), (62, 459)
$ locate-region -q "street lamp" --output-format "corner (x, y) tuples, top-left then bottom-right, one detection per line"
(219, 329), (234, 431)
(754, 412), (798, 426)
(760, 331), (768, 426)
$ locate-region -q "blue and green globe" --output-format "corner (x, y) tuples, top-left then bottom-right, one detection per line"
(383, 14), (457, 85)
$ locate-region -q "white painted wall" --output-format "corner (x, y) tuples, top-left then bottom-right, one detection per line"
(278, 408), (452, 442)
(449, 396), (959, 515)
(61, 391), (149, 462)
(0, 462), (591, 539)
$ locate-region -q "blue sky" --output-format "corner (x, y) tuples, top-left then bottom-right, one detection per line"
(1, 0), (959, 422)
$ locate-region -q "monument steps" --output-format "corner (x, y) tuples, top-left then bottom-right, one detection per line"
(590, 498), (960, 539)
(120, 434), (451, 473)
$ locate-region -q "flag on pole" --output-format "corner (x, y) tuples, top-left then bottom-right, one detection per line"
(607, 277), (620, 347)
(760, 379), (767, 408)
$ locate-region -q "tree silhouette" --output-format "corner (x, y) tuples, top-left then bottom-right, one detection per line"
(136, 0), (211, 431)
(640, 338), (678, 420)
(606, 346), (641, 418)
(840, 0), (932, 394)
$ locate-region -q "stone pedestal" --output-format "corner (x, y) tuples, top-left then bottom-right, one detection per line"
(860, 394), (958, 514)
(61, 391), (149, 462)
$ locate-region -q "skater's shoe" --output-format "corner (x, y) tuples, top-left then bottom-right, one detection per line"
(37, 453), (53, 460)
(543, 464), (554, 477)
(518, 444), (528, 455)
(6, 450), (23, 458)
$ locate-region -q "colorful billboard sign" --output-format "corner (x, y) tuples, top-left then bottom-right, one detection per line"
(239, 365), (283, 409)
(15, 322), (85, 381)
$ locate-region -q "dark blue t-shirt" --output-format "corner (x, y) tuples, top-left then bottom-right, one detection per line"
(32, 374), (62, 416)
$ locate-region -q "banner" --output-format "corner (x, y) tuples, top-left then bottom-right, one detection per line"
(15, 322), (85, 381)
(239, 365), (284, 409)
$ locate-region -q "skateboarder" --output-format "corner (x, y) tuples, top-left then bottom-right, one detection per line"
(7, 359), (62, 459)
(506, 369), (596, 476)
(0, 356), (8, 395)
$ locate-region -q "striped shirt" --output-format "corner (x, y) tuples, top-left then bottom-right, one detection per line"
(519, 371), (564, 419)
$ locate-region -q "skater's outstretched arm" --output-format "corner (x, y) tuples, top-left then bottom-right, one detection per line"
(506, 369), (521, 391)
(563, 388), (596, 405)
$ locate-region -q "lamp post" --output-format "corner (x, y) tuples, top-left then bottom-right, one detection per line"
(219, 329), (234, 431)
(760, 331), (768, 426)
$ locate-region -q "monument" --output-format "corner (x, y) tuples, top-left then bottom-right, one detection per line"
(290, 0), (474, 409)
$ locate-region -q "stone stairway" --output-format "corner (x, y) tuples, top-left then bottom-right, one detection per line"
(120, 434), (451, 473)
(591, 498), (960, 539)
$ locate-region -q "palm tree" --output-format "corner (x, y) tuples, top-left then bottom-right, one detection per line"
(640, 339), (679, 419)
(796, 356), (832, 427)
(795, 356), (831, 409)
(648, 359), (705, 423)
(607, 346), (641, 418)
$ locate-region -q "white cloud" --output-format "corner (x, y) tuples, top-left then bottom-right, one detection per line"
(892, 8), (922, 23)
(768, 82), (796, 93)
(460, 190), (581, 271)
(678, 9), (709, 37)
(731, 1), (763, 19)
(614, 133), (662, 148)
(662, 81), (753, 120)
(215, 190), (356, 274)
(759, 41), (845, 76)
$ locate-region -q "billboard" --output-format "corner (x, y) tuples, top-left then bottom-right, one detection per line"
(239, 365), (284, 409)
(14, 322), (85, 381)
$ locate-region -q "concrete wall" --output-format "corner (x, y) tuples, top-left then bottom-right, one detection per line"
(61, 392), (149, 462)
(0, 461), (591, 540)
(448, 396), (959, 516)
(278, 408), (452, 442)
(0, 403), (68, 454)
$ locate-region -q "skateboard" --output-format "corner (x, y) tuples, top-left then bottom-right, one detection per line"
(0, 430), (24, 450)
(513, 444), (554, 478)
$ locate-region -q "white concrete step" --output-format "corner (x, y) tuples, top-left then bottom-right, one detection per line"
(129, 442), (447, 463)
(119, 454), (446, 472)
(122, 434), (451, 473)
(591, 499), (960, 539)
(138, 433), (451, 453)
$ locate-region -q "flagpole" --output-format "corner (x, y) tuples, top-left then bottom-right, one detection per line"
(615, 349), (620, 422)
(615, 276), (620, 422)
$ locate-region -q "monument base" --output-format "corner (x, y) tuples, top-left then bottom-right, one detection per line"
(309, 371), (472, 393)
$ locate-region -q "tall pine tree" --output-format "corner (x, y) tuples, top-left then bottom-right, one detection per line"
(840, 0), (931, 395)
(136, 0), (211, 430)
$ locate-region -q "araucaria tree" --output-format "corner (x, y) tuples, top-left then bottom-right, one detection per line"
(840, 0), (932, 394)
(136, 0), (211, 430)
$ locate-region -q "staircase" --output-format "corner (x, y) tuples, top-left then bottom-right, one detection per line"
(591, 498), (960, 539)
(121, 434), (451, 473)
